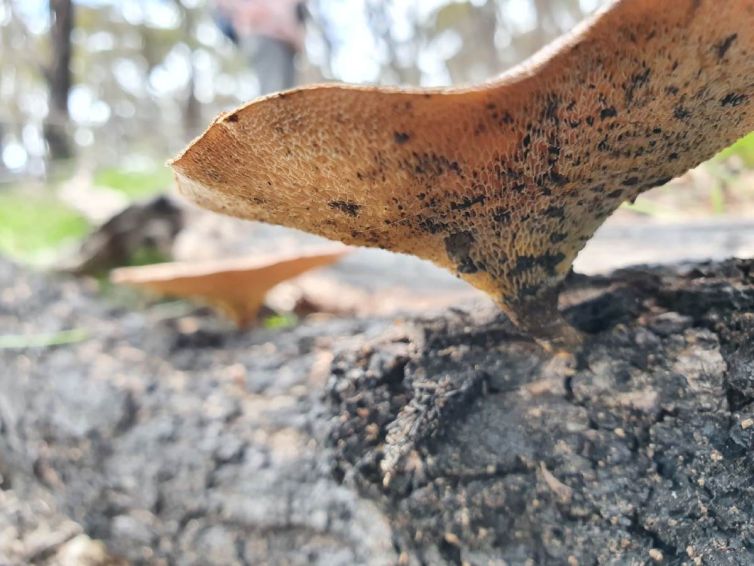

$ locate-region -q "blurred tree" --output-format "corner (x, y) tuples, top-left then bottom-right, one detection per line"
(44, 0), (74, 160)
(173, 0), (201, 137)
(0, 0), (612, 176)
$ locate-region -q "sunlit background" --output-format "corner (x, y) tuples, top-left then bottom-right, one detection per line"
(0, 0), (753, 269)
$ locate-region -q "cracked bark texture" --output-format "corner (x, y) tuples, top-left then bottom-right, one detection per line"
(1, 257), (754, 565)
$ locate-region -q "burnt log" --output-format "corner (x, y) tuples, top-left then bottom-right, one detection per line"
(1, 257), (753, 564)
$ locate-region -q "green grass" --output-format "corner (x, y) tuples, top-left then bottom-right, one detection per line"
(128, 245), (171, 267)
(0, 328), (89, 349)
(263, 313), (298, 330)
(94, 165), (173, 199)
(716, 131), (754, 167)
(0, 191), (91, 264)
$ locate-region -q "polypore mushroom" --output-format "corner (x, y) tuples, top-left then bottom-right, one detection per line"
(111, 247), (348, 328)
(170, 0), (754, 348)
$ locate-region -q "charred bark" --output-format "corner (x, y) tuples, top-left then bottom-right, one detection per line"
(1, 257), (753, 564)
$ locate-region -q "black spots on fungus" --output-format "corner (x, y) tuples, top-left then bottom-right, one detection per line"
(512, 256), (537, 275)
(486, 102), (514, 127)
(544, 206), (565, 219)
(419, 218), (446, 235)
(328, 200), (361, 217)
(586, 116), (595, 127)
(393, 131), (411, 144)
(650, 176), (673, 187)
(622, 177), (640, 187)
(492, 208), (511, 225)
(512, 252), (565, 277)
(450, 194), (486, 211)
(600, 106), (618, 120)
(624, 67), (651, 105)
(673, 105), (691, 120)
(721, 93), (747, 107)
(550, 232), (567, 244)
(549, 171), (569, 186)
(714, 33), (738, 60)
(543, 96), (560, 122)
(444, 231), (478, 274)
(408, 152), (463, 179)
(350, 228), (380, 245)
(669, 152), (679, 161)
(607, 189), (623, 199)
(225, 112), (239, 123)
(665, 85), (679, 96)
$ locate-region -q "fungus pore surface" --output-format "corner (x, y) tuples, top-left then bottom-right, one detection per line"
(171, 0), (754, 347)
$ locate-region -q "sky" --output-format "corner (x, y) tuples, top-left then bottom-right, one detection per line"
(2, 0), (604, 169)
(10, 0), (604, 84)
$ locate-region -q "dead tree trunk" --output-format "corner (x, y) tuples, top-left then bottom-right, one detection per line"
(44, 0), (74, 160)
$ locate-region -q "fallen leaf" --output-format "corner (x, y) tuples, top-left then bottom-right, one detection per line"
(110, 247), (349, 327)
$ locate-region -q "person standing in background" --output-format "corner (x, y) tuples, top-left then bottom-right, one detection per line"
(212, 0), (307, 94)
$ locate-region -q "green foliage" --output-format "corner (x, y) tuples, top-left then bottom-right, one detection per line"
(263, 313), (298, 330)
(716, 132), (754, 167)
(0, 328), (89, 349)
(94, 165), (173, 199)
(128, 245), (171, 267)
(0, 191), (91, 264)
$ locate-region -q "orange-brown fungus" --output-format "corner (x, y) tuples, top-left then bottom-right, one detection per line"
(111, 247), (348, 328)
(171, 0), (754, 348)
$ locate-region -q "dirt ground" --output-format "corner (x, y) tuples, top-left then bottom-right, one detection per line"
(1, 256), (754, 565)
